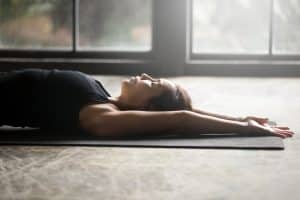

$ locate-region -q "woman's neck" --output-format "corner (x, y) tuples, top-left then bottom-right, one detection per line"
(107, 96), (137, 111)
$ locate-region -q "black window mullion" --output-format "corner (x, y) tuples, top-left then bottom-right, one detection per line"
(72, 0), (79, 52)
(152, 0), (187, 75)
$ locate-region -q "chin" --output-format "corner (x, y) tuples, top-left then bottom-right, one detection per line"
(121, 80), (130, 94)
(122, 79), (131, 88)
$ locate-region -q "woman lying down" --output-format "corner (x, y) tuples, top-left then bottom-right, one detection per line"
(0, 68), (294, 138)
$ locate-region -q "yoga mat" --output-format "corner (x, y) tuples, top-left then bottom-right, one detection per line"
(0, 122), (284, 150)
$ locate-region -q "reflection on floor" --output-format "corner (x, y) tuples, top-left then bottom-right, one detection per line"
(1, 75), (300, 200)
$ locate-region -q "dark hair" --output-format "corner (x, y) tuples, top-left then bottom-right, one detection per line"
(146, 84), (192, 111)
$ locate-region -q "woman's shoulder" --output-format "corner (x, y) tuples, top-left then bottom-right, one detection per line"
(79, 103), (119, 120)
(81, 102), (119, 112)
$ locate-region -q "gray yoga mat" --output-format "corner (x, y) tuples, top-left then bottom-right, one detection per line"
(0, 122), (284, 150)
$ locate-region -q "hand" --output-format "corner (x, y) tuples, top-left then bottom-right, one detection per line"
(241, 116), (269, 125)
(247, 119), (295, 138)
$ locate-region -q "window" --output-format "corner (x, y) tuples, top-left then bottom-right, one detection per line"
(192, 0), (270, 54)
(0, 0), (300, 76)
(78, 0), (151, 51)
(0, 0), (152, 51)
(0, 0), (72, 49)
(192, 0), (300, 56)
(273, 0), (300, 54)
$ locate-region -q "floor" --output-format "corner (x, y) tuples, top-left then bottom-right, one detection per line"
(0, 75), (299, 200)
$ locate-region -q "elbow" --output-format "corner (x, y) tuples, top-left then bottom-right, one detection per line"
(81, 113), (124, 137)
(172, 110), (189, 133)
(181, 110), (191, 119)
(179, 110), (196, 132)
(81, 119), (122, 137)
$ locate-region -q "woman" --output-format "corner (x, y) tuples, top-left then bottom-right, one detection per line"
(0, 68), (294, 138)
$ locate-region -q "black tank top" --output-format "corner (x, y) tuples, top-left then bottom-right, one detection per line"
(0, 69), (111, 132)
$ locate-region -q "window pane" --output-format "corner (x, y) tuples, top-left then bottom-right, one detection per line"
(0, 0), (72, 50)
(79, 0), (151, 51)
(273, 0), (300, 54)
(192, 0), (270, 54)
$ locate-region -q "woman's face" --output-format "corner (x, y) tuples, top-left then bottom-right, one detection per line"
(120, 73), (177, 108)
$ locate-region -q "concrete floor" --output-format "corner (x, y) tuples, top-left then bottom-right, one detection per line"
(0, 75), (300, 200)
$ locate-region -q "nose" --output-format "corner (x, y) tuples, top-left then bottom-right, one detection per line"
(141, 73), (153, 81)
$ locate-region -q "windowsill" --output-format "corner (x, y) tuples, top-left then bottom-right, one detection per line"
(0, 57), (151, 64)
(187, 59), (300, 65)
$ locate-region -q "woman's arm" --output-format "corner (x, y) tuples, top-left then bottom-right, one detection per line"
(184, 111), (294, 138)
(80, 106), (248, 137)
(192, 107), (269, 125)
(79, 104), (293, 138)
(79, 104), (184, 137)
(192, 107), (243, 121)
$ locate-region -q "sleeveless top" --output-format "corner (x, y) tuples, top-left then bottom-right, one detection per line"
(0, 69), (111, 132)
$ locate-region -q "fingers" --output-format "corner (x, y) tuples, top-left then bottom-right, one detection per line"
(274, 133), (286, 138)
(273, 131), (290, 138)
(279, 130), (295, 136)
(276, 133), (288, 138)
(267, 124), (292, 131)
(249, 118), (295, 139)
(274, 128), (295, 138)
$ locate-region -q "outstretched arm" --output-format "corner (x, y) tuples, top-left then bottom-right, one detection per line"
(184, 110), (293, 138)
(80, 105), (248, 137)
(79, 104), (293, 138)
(192, 107), (243, 121)
(192, 107), (269, 125)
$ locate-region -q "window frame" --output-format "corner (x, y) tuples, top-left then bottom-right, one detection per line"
(0, 0), (152, 60)
(0, 0), (300, 76)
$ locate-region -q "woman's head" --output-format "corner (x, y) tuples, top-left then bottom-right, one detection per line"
(120, 73), (192, 111)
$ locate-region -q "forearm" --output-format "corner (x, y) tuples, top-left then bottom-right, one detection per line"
(182, 111), (249, 134)
(192, 108), (243, 122)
